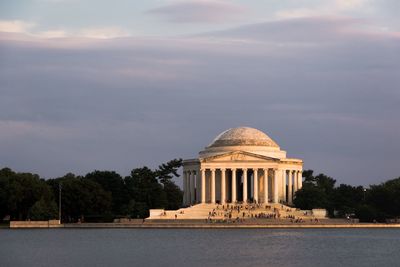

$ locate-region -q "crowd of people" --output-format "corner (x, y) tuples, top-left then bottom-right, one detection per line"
(202, 202), (322, 224)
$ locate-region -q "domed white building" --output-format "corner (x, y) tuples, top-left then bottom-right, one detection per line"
(182, 127), (303, 206)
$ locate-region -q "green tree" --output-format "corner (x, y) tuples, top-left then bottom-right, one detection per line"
(29, 198), (58, 220)
(47, 174), (112, 222)
(361, 177), (400, 221)
(85, 170), (129, 216)
(156, 159), (183, 210)
(163, 181), (183, 210)
(332, 184), (364, 216)
(294, 170), (336, 214)
(293, 183), (328, 210)
(0, 168), (55, 220)
(125, 167), (167, 218)
(156, 159), (182, 184)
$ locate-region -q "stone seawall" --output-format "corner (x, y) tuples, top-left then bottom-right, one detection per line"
(10, 220), (62, 228)
(63, 223), (400, 229)
(8, 221), (400, 229)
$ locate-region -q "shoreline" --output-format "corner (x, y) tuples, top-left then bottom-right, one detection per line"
(7, 222), (400, 229)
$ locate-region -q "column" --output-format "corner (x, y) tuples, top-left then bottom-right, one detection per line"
(201, 169), (206, 203)
(273, 169), (279, 203)
(211, 168), (216, 204)
(190, 171), (195, 204)
(221, 169), (226, 204)
(293, 171), (297, 196)
(288, 170), (293, 205)
(183, 171), (187, 205)
(263, 169), (268, 204)
(187, 171), (191, 205)
(186, 171), (190, 205)
(298, 171), (303, 190)
(253, 169), (258, 203)
(231, 168), (237, 203)
(198, 170), (201, 203)
(281, 169), (286, 203)
(186, 171), (191, 205)
(243, 168), (248, 203)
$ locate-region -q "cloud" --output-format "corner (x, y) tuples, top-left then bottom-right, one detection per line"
(0, 17), (399, 184)
(147, 0), (247, 23)
(200, 17), (370, 44)
(0, 20), (130, 39)
(77, 27), (130, 39)
(335, 0), (366, 10)
(36, 30), (68, 38)
(0, 20), (35, 33)
(274, 0), (369, 19)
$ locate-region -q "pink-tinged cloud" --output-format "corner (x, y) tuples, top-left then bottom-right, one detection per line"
(0, 16), (399, 182)
(147, 0), (247, 23)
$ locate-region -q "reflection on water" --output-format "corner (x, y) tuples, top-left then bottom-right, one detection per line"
(1, 229), (399, 267)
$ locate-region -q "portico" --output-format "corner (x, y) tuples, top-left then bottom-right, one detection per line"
(183, 127), (303, 206)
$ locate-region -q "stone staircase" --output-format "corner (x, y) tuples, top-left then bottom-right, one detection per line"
(147, 203), (318, 220)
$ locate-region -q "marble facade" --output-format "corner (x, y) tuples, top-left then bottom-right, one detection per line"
(182, 127), (303, 206)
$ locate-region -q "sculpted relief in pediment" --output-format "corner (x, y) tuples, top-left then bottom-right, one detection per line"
(205, 153), (276, 163)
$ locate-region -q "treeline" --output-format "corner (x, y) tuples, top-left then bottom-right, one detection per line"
(294, 170), (400, 222)
(0, 159), (183, 222)
(1, 164), (399, 223)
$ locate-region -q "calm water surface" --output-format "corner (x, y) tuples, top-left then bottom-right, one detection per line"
(1, 228), (399, 267)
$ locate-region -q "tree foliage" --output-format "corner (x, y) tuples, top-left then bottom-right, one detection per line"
(0, 159), (183, 222)
(0, 168), (55, 220)
(4, 164), (398, 223)
(85, 170), (129, 215)
(294, 170), (400, 222)
(29, 198), (58, 221)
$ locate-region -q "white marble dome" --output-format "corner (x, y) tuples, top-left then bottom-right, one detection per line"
(207, 127), (279, 148)
(199, 127), (286, 159)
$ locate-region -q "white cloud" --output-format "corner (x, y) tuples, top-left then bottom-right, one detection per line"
(147, 0), (247, 23)
(0, 21), (130, 39)
(0, 15), (399, 181)
(37, 30), (68, 38)
(0, 20), (35, 33)
(77, 27), (130, 39)
(335, 0), (366, 10)
(274, 0), (369, 19)
(275, 8), (323, 19)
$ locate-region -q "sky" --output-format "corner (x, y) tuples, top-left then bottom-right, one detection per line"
(0, 0), (399, 186)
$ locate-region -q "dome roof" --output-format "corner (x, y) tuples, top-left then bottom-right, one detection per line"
(207, 127), (279, 148)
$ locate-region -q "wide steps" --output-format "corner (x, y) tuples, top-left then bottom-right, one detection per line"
(148, 203), (318, 220)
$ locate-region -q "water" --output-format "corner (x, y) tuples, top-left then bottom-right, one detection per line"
(1, 228), (399, 267)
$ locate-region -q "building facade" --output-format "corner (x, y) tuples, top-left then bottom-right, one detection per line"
(182, 127), (303, 206)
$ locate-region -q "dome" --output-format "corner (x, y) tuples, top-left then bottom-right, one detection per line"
(207, 127), (279, 148)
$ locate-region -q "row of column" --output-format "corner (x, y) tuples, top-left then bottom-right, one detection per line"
(183, 170), (198, 206)
(183, 168), (302, 206)
(283, 169), (303, 205)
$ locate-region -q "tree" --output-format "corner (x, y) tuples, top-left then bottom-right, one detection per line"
(294, 170), (337, 214)
(85, 170), (129, 216)
(361, 177), (400, 221)
(156, 159), (182, 185)
(156, 159), (183, 210)
(163, 181), (183, 210)
(293, 183), (328, 210)
(0, 168), (55, 220)
(29, 198), (58, 220)
(48, 174), (112, 222)
(125, 167), (167, 218)
(332, 184), (364, 217)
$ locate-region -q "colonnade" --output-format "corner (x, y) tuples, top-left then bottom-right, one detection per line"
(183, 168), (302, 206)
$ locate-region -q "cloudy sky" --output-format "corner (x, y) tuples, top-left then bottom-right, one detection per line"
(0, 0), (399, 186)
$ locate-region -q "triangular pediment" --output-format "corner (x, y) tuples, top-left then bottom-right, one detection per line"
(200, 151), (280, 163)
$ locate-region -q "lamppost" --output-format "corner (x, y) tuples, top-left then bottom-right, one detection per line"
(59, 183), (62, 223)
(363, 188), (367, 201)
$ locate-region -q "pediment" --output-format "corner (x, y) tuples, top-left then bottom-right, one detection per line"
(201, 151), (279, 163)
